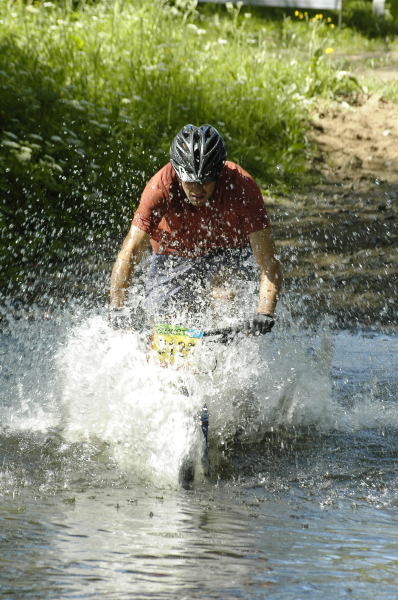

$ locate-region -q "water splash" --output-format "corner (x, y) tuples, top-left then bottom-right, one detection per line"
(1, 304), (397, 493)
(56, 313), (340, 487)
(58, 315), (205, 487)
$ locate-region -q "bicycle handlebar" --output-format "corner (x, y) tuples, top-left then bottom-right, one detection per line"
(147, 322), (271, 342)
(202, 325), (243, 338)
(202, 322), (274, 341)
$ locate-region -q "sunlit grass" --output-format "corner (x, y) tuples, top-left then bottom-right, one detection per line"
(0, 0), (361, 182)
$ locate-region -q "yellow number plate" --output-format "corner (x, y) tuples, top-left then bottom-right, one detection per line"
(151, 332), (199, 367)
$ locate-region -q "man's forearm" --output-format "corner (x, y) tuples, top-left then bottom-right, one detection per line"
(249, 228), (282, 316)
(110, 256), (134, 308)
(256, 259), (282, 315)
(109, 225), (149, 309)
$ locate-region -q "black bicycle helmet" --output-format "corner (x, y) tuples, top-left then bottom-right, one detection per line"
(170, 124), (227, 183)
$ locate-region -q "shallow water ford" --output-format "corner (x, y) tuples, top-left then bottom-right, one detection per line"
(1, 310), (398, 599)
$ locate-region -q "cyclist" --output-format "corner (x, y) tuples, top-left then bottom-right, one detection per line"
(110, 124), (282, 332)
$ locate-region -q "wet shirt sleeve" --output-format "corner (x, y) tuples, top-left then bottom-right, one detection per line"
(132, 176), (168, 235)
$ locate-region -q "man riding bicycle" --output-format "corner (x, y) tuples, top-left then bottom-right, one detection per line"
(110, 124), (282, 332)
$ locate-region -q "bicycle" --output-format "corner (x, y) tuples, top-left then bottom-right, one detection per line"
(149, 321), (268, 487)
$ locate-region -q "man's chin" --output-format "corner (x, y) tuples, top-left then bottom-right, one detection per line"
(189, 197), (208, 206)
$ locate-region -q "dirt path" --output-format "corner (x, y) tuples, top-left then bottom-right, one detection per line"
(309, 93), (398, 189)
(271, 92), (398, 328)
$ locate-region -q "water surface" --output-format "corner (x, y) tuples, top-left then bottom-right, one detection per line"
(1, 311), (397, 599)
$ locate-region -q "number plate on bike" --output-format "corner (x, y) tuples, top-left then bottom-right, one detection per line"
(150, 324), (204, 367)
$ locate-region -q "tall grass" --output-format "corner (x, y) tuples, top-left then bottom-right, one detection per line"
(0, 0), (372, 293)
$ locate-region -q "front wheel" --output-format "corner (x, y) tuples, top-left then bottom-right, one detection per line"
(178, 403), (210, 488)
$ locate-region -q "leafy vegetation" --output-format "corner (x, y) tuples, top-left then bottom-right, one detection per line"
(0, 0), (396, 296)
(344, 0), (398, 37)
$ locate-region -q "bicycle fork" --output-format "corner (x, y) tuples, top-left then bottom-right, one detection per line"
(200, 404), (209, 476)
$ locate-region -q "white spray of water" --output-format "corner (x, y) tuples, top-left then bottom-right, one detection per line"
(3, 308), (397, 490)
(0, 313), (61, 432)
(58, 316), (205, 487)
(331, 331), (398, 431)
(57, 314), (342, 487)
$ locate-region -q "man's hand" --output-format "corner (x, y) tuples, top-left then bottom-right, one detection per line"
(245, 313), (275, 335)
(108, 307), (133, 330)
(108, 306), (148, 331)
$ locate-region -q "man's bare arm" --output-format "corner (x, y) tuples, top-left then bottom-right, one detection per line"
(110, 225), (150, 308)
(249, 228), (282, 315)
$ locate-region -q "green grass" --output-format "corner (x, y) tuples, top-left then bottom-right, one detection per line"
(0, 0), (396, 292)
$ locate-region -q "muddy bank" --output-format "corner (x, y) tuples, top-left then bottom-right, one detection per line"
(270, 181), (396, 328)
(309, 93), (398, 189)
(271, 93), (397, 328)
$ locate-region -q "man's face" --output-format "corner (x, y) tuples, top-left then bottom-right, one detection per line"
(181, 180), (216, 207)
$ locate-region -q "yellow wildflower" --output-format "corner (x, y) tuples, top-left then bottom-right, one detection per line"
(325, 47), (334, 54)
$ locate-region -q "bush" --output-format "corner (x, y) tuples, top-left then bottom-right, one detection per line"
(343, 0), (398, 37)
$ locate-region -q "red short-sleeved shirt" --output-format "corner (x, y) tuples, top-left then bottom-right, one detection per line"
(132, 161), (270, 258)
